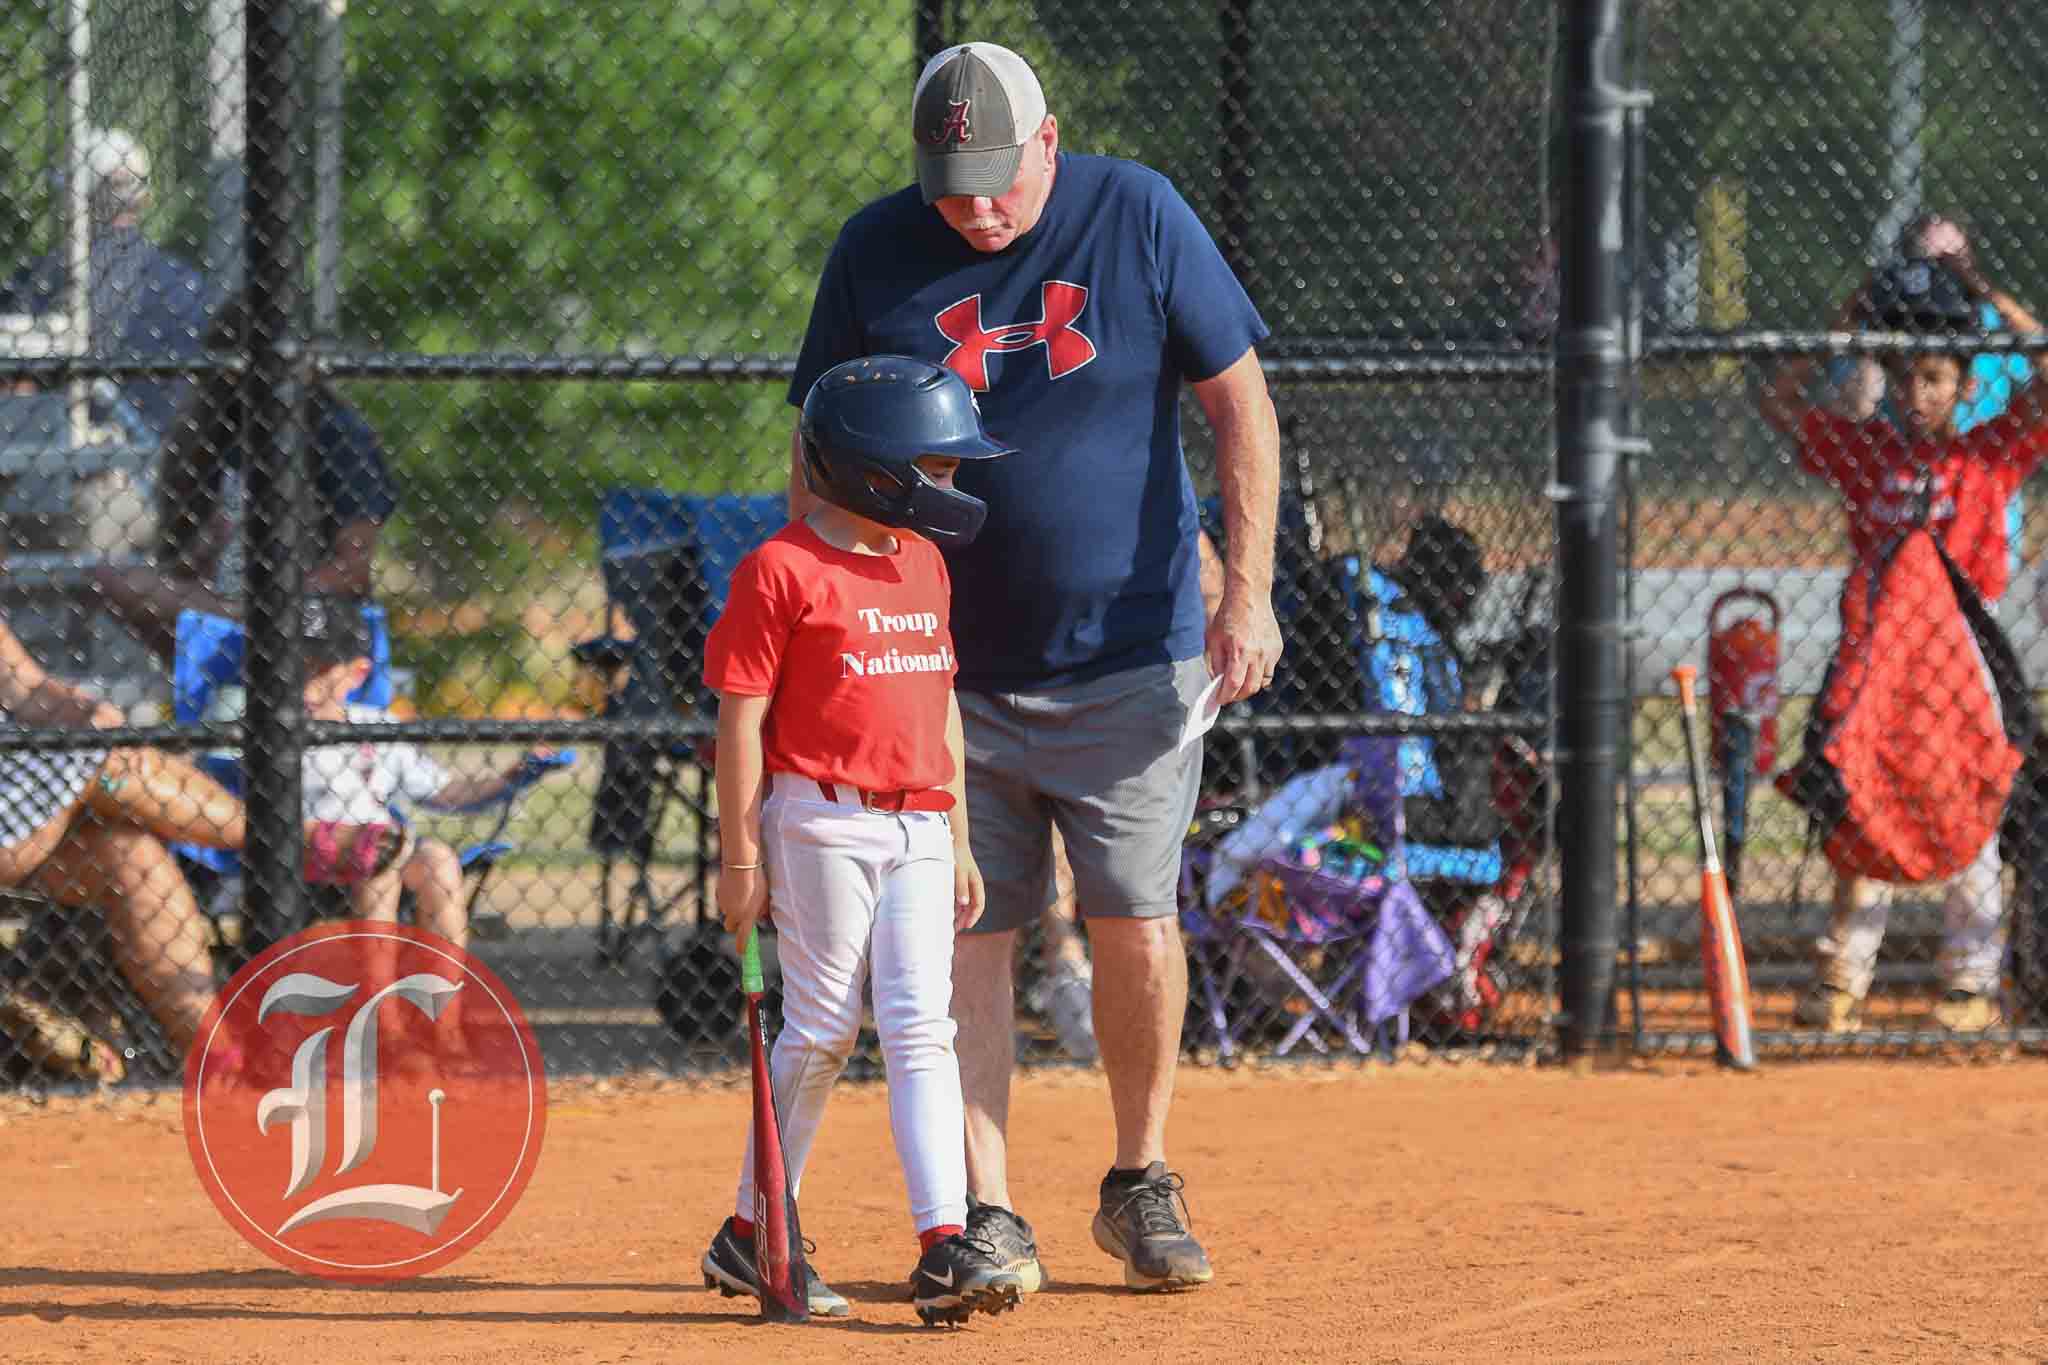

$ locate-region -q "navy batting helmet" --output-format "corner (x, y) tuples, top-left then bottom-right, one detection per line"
(799, 355), (1016, 545)
(1863, 257), (1980, 333)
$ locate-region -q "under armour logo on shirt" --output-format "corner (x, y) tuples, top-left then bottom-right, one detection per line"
(934, 283), (1097, 391)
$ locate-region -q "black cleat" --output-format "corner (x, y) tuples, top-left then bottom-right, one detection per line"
(1093, 1162), (1215, 1291)
(699, 1216), (850, 1317)
(909, 1232), (1025, 1326)
(963, 1195), (1046, 1293)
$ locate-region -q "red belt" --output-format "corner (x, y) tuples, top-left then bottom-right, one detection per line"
(812, 779), (954, 814)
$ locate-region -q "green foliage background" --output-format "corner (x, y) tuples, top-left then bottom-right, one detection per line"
(2, 0), (2048, 575)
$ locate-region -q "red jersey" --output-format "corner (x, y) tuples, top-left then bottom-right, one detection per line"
(1797, 406), (2048, 601)
(703, 520), (957, 795)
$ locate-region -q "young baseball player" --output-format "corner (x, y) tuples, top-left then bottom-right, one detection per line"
(1760, 251), (2048, 1034)
(697, 354), (1024, 1325)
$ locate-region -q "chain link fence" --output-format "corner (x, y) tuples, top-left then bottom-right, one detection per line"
(0, 0), (1568, 1089)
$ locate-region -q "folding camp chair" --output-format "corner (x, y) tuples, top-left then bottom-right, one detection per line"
(1180, 737), (1456, 1063)
(173, 605), (571, 955)
(574, 488), (785, 982)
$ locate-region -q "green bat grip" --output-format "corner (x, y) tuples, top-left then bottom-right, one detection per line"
(740, 925), (764, 997)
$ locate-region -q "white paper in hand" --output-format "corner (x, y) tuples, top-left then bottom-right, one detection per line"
(1178, 669), (1225, 752)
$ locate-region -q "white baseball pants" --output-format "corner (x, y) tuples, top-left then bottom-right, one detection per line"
(1818, 834), (2005, 998)
(735, 778), (966, 1236)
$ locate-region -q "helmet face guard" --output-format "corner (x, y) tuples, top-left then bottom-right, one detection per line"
(801, 445), (996, 544)
(800, 356), (1016, 545)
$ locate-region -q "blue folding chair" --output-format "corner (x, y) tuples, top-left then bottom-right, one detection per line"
(575, 488), (785, 974)
(173, 605), (573, 947)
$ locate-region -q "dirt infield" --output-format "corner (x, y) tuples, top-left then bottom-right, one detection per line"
(4, 1058), (2047, 1363)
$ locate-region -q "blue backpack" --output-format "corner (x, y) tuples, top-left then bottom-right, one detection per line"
(1335, 558), (1503, 886)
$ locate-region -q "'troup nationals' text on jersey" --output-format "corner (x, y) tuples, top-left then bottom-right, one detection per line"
(842, 645), (956, 678)
(789, 153), (1268, 691)
(703, 522), (960, 795)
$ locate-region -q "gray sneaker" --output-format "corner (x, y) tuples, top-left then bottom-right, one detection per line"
(963, 1195), (1045, 1293)
(700, 1216), (850, 1317)
(1093, 1162), (1214, 1291)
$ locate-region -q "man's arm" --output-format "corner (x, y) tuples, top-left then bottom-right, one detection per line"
(1191, 347), (1282, 704)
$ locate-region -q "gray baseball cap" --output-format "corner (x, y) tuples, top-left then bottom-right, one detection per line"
(912, 43), (1048, 204)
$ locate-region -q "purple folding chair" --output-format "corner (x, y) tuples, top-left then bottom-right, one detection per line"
(1181, 736), (1455, 1062)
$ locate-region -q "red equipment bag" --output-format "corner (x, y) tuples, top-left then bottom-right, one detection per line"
(1707, 589), (1780, 776)
(1775, 527), (2035, 884)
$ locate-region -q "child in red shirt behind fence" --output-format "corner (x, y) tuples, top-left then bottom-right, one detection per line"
(696, 355), (1026, 1326)
(1759, 249), (2048, 1035)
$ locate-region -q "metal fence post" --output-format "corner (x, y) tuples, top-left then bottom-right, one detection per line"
(1555, 0), (1632, 1060)
(243, 0), (307, 947)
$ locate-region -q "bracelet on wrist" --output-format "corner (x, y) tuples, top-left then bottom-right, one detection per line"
(722, 862), (762, 871)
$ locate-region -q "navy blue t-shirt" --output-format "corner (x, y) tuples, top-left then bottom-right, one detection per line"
(4, 230), (211, 436)
(789, 154), (1268, 690)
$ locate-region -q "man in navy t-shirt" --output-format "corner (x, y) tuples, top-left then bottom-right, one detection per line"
(779, 41), (1281, 1296)
(0, 128), (211, 438)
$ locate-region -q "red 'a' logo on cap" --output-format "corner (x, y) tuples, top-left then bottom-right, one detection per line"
(934, 283), (1097, 391)
(924, 98), (972, 146)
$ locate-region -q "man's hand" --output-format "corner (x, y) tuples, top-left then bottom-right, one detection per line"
(953, 847), (986, 931)
(1915, 215), (1992, 298)
(1206, 586), (1283, 706)
(1918, 215), (1969, 263)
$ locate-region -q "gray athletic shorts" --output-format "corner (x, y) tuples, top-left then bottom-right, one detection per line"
(958, 656), (1206, 935)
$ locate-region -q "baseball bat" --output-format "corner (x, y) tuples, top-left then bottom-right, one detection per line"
(1720, 714), (1753, 900)
(741, 926), (808, 1322)
(1673, 666), (1757, 1071)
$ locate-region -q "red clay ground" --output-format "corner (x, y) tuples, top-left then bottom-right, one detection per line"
(4, 1059), (2048, 1363)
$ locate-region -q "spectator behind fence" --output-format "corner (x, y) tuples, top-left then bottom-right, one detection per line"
(784, 41), (1282, 1293)
(1759, 252), (2048, 1036)
(1815, 216), (2034, 1017)
(295, 594), (548, 1051)
(92, 288), (399, 665)
(0, 127), (209, 439)
(1826, 215), (2035, 564)
(0, 605), (403, 1071)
